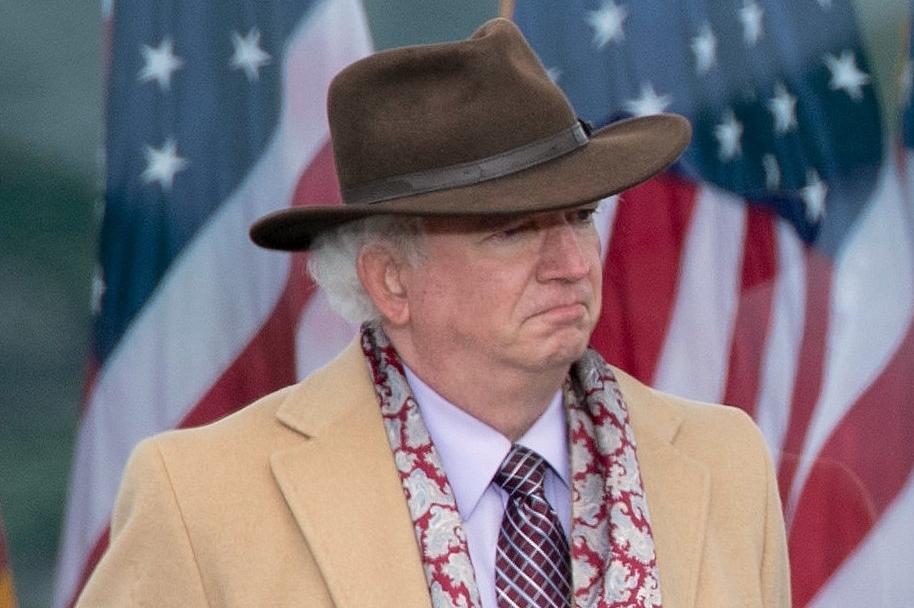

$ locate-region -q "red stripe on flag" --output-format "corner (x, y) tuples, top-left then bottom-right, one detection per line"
(79, 357), (100, 416)
(67, 530), (109, 608)
(178, 253), (312, 428)
(0, 517), (8, 571)
(777, 249), (832, 498)
(179, 140), (339, 428)
(722, 206), (778, 418)
(290, 141), (339, 208)
(591, 173), (698, 383)
(787, 313), (914, 607)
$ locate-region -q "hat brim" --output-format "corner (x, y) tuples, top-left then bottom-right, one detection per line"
(250, 113), (691, 251)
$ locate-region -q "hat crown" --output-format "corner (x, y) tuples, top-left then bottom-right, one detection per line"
(327, 18), (577, 198)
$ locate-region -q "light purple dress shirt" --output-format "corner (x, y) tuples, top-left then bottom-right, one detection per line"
(404, 366), (572, 608)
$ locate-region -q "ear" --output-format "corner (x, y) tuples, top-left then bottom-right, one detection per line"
(356, 243), (411, 326)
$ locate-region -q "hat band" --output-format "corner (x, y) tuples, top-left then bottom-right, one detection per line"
(342, 122), (589, 206)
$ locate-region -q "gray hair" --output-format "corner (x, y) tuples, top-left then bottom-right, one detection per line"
(307, 215), (426, 324)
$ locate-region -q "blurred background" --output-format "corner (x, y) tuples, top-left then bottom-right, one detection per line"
(1, 0), (910, 607)
(1, 4), (101, 607)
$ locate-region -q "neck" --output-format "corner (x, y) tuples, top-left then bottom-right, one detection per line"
(385, 329), (569, 442)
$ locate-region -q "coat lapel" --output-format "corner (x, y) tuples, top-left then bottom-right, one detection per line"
(615, 368), (711, 608)
(270, 340), (432, 608)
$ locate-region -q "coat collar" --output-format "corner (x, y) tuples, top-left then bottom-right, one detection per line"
(271, 340), (710, 608)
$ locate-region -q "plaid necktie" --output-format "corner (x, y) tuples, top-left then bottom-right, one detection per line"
(493, 444), (571, 608)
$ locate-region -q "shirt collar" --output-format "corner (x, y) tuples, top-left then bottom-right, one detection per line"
(404, 365), (570, 521)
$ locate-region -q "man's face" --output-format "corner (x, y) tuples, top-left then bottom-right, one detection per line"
(395, 204), (603, 377)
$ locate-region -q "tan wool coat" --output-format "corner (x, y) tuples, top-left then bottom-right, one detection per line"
(78, 340), (790, 607)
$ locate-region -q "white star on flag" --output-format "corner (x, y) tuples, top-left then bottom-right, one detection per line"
(230, 28), (272, 81)
(624, 82), (673, 117)
(816, 0), (833, 8)
(824, 50), (871, 101)
(762, 153), (781, 190)
(691, 24), (718, 75)
(138, 37), (184, 91)
(714, 109), (743, 161)
(767, 82), (798, 134)
(801, 169), (827, 222)
(586, 0), (628, 49)
(545, 66), (562, 83)
(738, 1), (764, 46)
(141, 138), (189, 191)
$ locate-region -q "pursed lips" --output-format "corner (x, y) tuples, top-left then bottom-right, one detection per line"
(529, 294), (593, 321)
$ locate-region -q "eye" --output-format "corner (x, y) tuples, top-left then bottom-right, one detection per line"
(568, 207), (597, 225)
(491, 219), (532, 239)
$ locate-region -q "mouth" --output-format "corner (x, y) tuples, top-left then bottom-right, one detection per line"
(533, 302), (589, 323)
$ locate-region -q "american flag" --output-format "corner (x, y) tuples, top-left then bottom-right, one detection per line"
(54, 0), (371, 605)
(55, 0), (914, 606)
(511, 0), (914, 606)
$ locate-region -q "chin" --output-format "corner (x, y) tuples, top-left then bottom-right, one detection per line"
(512, 314), (596, 370)
(530, 334), (591, 371)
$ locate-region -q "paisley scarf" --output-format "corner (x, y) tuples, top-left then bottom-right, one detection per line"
(361, 321), (662, 608)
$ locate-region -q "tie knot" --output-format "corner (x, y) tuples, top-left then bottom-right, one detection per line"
(493, 444), (549, 498)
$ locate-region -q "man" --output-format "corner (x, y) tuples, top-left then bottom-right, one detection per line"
(78, 18), (789, 608)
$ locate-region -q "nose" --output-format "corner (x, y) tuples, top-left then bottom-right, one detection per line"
(537, 223), (593, 283)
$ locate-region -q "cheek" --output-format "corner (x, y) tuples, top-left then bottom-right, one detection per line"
(453, 268), (513, 316)
(420, 265), (523, 336)
(411, 267), (487, 325)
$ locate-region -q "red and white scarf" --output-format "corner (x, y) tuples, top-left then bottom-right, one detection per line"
(361, 322), (662, 608)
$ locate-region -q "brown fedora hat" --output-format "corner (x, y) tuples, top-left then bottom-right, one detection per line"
(250, 18), (691, 251)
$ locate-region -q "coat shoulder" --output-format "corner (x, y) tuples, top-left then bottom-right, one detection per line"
(612, 365), (768, 457)
(147, 338), (371, 464)
(157, 385), (290, 454)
